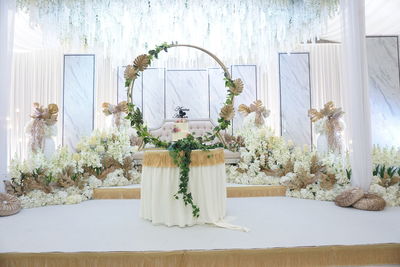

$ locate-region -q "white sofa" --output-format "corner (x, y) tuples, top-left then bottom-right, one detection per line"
(132, 119), (240, 164)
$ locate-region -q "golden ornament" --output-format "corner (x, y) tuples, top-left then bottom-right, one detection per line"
(238, 100), (270, 126)
(124, 65), (137, 80)
(229, 78), (244, 95)
(133, 54), (150, 71)
(48, 104), (58, 114)
(219, 104), (235, 121)
(238, 104), (251, 115)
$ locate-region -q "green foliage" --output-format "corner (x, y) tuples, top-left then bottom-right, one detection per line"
(373, 165), (380, 176)
(387, 166), (397, 178)
(44, 173), (55, 185)
(71, 173), (79, 182)
(94, 167), (102, 176)
(373, 164), (399, 178)
(168, 135), (221, 217)
(148, 42), (172, 60)
(346, 168), (352, 180)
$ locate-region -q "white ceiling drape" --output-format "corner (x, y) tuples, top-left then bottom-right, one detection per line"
(340, 0), (372, 191)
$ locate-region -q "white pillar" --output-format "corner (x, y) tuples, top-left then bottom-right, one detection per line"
(340, 0), (372, 191)
(0, 0), (16, 192)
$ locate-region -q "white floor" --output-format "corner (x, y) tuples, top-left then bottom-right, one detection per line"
(0, 197), (399, 253)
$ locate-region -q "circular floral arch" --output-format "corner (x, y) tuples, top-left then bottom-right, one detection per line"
(124, 43), (243, 217)
(124, 43), (243, 147)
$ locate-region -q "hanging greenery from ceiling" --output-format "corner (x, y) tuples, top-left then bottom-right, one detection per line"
(16, 0), (339, 64)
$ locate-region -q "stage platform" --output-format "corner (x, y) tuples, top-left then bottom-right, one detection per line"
(0, 197), (399, 267)
(93, 184), (288, 199)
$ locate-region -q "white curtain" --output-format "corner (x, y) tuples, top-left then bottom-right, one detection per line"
(340, 0), (372, 190)
(0, 0), (16, 192)
(94, 55), (118, 130)
(10, 49), (64, 160)
(308, 44), (350, 147)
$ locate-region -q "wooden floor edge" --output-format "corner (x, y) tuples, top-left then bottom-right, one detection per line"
(93, 185), (288, 199)
(1, 243), (399, 267)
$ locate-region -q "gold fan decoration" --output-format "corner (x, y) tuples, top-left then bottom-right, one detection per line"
(229, 79), (244, 95)
(124, 65), (137, 80)
(219, 104), (235, 121)
(308, 101), (344, 123)
(238, 100), (270, 126)
(308, 101), (345, 154)
(133, 54), (150, 71)
(102, 101), (128, 128)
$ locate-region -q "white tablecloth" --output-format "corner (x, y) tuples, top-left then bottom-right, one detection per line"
(140, 149), (226, 227)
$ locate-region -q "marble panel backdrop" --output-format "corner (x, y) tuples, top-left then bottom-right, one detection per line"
(208, 68), (227, 128)
(143, 68), (165, 128)
(117, 66), (143, 110)
(279, 53), (312, 146)
(366, 36), (400, 147)
(63, 55), (95, 151)
(165, 70), (209, 119)
(231, 65), (257, 133)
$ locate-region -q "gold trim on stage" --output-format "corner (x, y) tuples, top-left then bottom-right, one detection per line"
(142, 148), (225, 167)
(1, 244), (399, 267)
(227, 185), (287, 198)
(92, 185), (288, 199)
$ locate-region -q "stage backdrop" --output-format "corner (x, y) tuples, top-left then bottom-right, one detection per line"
(7, 42), (400, 165)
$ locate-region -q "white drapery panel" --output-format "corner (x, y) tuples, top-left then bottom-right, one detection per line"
(309, 44), (344, 109)
(263, 53), (281, 134)
(308, 44), (348, 147)
(94, 55), (118, 130)
(10, 50), (63, 161)
(340, 0), (372, 190)
(0, 0), (16, 192)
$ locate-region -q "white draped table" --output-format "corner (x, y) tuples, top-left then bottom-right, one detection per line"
(140, 148), (226, 227)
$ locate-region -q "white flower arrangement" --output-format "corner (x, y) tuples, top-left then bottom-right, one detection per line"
(368, 146), (400, 206)
(372, 145), (400, 167)
(369, 181), (400, 207)
(7, 126), (141, 209)
(102, 169), (131, 187)
(9, 112), (400, 208)
(227, 113), (352, 202)
(228, 116), (399, 206)
(286, 181), (351, 201)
